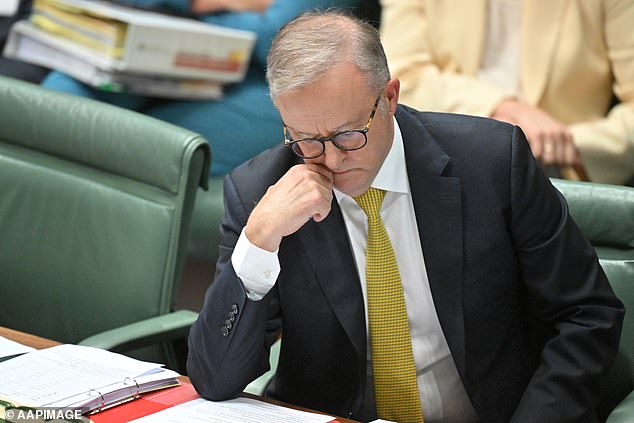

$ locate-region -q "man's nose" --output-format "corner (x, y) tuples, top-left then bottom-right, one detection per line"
(321, 142), (345, 170)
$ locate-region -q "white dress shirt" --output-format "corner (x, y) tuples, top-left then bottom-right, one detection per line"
(232, 119), (478, 422)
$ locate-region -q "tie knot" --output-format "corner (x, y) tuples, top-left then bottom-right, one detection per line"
(354, 187), (386, 219)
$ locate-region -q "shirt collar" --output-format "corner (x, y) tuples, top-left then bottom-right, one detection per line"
(372, 116), (409, 194)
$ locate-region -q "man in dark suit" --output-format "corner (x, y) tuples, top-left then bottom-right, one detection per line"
(187, 10), (624, 423)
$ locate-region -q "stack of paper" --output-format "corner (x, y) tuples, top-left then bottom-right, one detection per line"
(31, 0), (128, 58)
(0, 336), (35, 362)
(2, 0), (257, 99)
(0, 344), (179, 416)
(128, 397), (336, 423)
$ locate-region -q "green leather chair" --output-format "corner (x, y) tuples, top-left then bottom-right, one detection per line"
(551, 179), (634, 422)
(188, 177), (225, 268)
(0, 76), (210, 371)
(552, 179), (634, 261)
(176, 177), (224, 313)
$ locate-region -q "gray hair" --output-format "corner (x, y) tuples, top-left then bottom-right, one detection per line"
(266, 9), (391, 102)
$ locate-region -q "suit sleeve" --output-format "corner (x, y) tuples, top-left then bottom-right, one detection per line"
(379, 0), (512, 116)
(187, 173), (282, 400)
(507, 126), (625, 422)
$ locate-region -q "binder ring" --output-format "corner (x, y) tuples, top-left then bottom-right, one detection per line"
(88, 389), (105, 412)
(124, 377), (141, 399)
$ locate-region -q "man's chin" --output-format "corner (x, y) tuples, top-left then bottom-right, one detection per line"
(333, 172), (370, 197)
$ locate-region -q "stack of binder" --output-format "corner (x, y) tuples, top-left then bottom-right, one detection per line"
(0, 344), (181, 418)
(2, 0), (257, 99)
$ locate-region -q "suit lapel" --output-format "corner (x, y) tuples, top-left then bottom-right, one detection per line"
(297, 201), (366, 360)
(397, 108), (467, 380)
(521, 0), (568, 105)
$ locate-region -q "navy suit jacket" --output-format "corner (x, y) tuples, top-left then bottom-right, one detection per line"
(188, 106), (623, 422)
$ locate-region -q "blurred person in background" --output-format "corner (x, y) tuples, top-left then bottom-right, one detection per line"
(41, 0), (361, 176)
(380, 0), (634, 185)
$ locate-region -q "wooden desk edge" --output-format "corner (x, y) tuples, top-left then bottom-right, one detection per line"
(1, 326), (61, 350)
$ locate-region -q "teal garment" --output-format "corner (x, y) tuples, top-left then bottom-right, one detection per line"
(41, 0), (361, 176)
(43, 69), (280, 176)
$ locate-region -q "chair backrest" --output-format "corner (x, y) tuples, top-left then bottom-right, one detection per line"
(551, 178), (634, 418)
(0, 76), (210, 346)
(551, 179), (634, 260)
(177, 177), (224, 312)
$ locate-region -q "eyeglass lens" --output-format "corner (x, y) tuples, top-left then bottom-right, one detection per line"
(291, 130), (366, 158)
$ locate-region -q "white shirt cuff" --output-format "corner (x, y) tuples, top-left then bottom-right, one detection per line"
(231, 228), (281, 301)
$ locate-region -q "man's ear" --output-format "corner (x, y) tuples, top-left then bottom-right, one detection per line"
(385, 78), (400, 114)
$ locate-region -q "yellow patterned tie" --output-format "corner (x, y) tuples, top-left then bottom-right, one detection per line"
(354, 188), (424, 423)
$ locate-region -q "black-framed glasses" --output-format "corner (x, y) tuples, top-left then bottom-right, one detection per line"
(283, 96), (381, 159)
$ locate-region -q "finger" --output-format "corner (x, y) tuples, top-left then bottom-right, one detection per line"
(545, 126), (571, 165)
(551, 136), (564, 165)
(541, 138), (555, 165)
(526, 129), (544, 160)
(540, 126), (557, 161)
(304, 163), (334, 185)
(312, 190), (333, 223)
(564, 132), (577, 166)
(313, 207), (331, 223)
(287, 164), (333, 191)
(551, 133), (569, 166)
(557, 138), (568, 166)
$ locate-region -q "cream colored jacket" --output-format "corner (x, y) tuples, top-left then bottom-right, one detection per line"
(381, 0), (634, 184)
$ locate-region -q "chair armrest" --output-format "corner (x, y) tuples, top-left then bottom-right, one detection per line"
(78, 310), (198, 352)
(606, 390), (634, 423)
(243, 337), (281, 395)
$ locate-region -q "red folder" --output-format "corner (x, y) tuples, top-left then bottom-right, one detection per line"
(89, 381), (199, 422)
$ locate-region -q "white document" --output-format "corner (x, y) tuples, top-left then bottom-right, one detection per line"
(0, 0), (19, 17)
(0, 336), (35, 359)
(0, 344), (178, 410)
(130, 397), (335, 423)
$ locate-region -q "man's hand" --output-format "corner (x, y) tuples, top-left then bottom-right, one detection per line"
(491, 100), (580, 167)
(244, 164), (334, 252)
